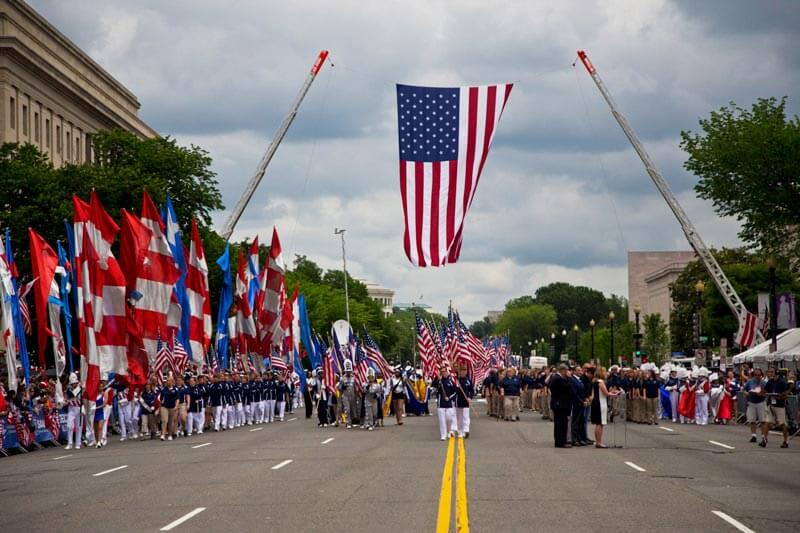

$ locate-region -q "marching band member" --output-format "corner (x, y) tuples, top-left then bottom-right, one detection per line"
(693, 368), (710, 425)
(264, 371), (277, 423)
(390, 368), (407, 425)
(338, 361), (357, 428)
(64, 373), (82, 450)
(432, 365), (457, 441)
(362, 369), (382, 431)
(313, 369), (331, 427)
(186, 375), (205, 436)
(276, 373), (289, 421)
(210, 373), (225, 431)
(665, 368), (680, 423)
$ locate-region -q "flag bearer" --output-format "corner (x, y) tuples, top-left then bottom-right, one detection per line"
(187, 375), (205, 435)
(224, 372), (236, 429)
(456, 366), (474, 438)
(276, 373), (289, 421)
(210, 373), (225, 431)
(362, 369), (382, 431)
(64, 373), (82, 450)
(432, 365), (457, 441)
(264, 370), (277, 423)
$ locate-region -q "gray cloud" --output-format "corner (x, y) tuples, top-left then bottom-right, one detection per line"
(29, 0), (800, 321)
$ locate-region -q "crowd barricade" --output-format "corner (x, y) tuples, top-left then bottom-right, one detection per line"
(787, 396), (799, 438)
(1, 407), (66, 455)
(735, 395), (748, 424)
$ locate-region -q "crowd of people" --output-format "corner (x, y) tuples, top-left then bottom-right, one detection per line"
(479, 363), (798, 449)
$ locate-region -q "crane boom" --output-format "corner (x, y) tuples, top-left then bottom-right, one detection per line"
(222, 50), (329, 240)
(576, 50), (763, 344)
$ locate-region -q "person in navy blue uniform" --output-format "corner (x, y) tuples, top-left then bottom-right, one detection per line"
(209, 373), (225, 431)
(158, 377), (179, 441)
(455, 366), (474, 438)
(139, 381), (158, 439)
(432, 366), (458, 441)
(549, 364), (573, 448)
(264, 371), (277, 423)
(499, 368), (522, 421)
(224, 373), (236, 430)
(186, 375), (205, 436)
(276, 374), (289, 421)
(174, 374), (190, 437)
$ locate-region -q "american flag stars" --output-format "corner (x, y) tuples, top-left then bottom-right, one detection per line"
(397, 85), (459, 162)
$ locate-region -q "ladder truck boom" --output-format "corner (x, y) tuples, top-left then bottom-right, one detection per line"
(221, 50), (329, 240)
(576, 50), (763, 344)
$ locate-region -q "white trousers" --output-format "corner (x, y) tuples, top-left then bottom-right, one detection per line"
(101, 406), (112, 441)
(118, 402), (130, 439)
(455, 407), (471, 437)
(187, 412), (204, 435)
(66, 406), (81, 447)
(669, 391), (680, 422)
(253, 401), (264, 423)
(437, 407), (456, 439)
(214, 405), (225, 430)
(226, 405), (236, 429)
(695, 395), (709, 425)
(236, 402), (245, 426)
(277, 401), (286, 420)
(265, 399), (276, 423)
(244, 403), (253, 424)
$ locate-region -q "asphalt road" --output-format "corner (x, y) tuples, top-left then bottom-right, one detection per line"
(1, 403), (798, 532)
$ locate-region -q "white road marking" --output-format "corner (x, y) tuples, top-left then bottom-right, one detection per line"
(321, 437), (334, 445)
(712, 511), (756, 533)
(191, 442), (212, 449)
(709, 440), (735, 450)
(53, 454), (73, 460)
(288, 417), (297, 422)
(271, 459), (293, 470)
(92, 465), (128, 477)
(160, 507), (206, 531)
(624, 461), (646, 472)
(249, 427), (264, 432)
(659, 426), (675, 432)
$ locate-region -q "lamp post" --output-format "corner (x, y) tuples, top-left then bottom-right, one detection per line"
(550, 332), (556, 363)
(608, 311), (615, 367)
(589, 319), (596, 362)
(767, 256), (778, 353)
(561, 329), (567, 361)
(527, 340), (532, 368)
(572, 324), (579, 362)
(334, 227), (350, 324)
(633, 304), (642, 365)
(694, 280), (705, 345)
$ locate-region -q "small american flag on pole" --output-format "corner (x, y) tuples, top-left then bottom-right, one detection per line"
(396, 83), (512, 266)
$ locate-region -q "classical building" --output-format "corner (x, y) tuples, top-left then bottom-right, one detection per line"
(486, 310), (503, 324)
(0, 0), (156, 166)
(364, 281), (394, 317)
(627, 251), (696, 325)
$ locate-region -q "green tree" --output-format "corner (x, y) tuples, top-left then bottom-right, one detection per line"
(680, 97), (800, 265)
(494, 304), (558, 352)
(469, 316), (494, 339)
(641, 313), (670, 364)
(533, 282), (622, 331)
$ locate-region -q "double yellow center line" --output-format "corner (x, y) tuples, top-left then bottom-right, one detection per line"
(436, 436), (469, 532)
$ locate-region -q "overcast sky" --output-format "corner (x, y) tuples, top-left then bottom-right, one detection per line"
(32, 0), (799, 322)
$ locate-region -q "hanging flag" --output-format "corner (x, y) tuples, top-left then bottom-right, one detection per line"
(18, 278), (36, 336)
(29, 230), (59, 370)
(215, 243), (233, 370)
(257, 227), (285, 353)
(187, 220), (211, 365)
(363, 329), (393, 380)
(396, 83), (513, 266)
(162, 195), (191, 360)
(292, 346), (306, 393)
(173, 332), (189, 374)
(0, 235), (22, 390)
(154, 330), (173, 383)
(736, 312), (757, 349)
(353, 340), (369, 387)
(247, 236), (260, 310)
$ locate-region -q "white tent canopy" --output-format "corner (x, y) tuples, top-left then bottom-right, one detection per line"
(732, 328), (800, 364)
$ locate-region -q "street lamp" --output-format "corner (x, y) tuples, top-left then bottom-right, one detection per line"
(550, 332), (556, 362)
(633, 304), (642, 364)
(334, 227), (350, 324)
(573, 324), (579, 361)
(608, 311), (615, 367)
(589, 319), (596, 362)
(527, 340), (532, 367)
(767, 256), (778, 353)
(694, 280), (705, 348)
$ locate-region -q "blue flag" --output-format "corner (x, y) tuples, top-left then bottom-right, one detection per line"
(162, 196), (191, 360)
(298, 294), (320, 369)
(5, 229), (30, 385)
(293, 348), (306, 393)
(56, 240), (74, 373)
(215, 243), (233, 370)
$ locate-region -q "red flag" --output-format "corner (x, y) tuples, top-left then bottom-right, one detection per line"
(258, 227), (285, 353)
(28, 229), (59, 369)
(186, 219), (211, 364)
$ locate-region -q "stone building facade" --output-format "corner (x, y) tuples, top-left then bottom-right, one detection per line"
(627, 251), (696, 324)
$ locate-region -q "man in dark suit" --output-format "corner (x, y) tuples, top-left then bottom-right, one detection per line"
(549, 364), (573, 448)
(570, 366), (590, 446)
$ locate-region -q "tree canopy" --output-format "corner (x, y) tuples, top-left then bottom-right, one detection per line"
(681, 97), (800, 266)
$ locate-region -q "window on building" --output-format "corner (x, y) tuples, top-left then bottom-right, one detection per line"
(9, 97), (15, 129)
(56, 125), (61, 153)
(75, 137), (80, 163)
(45, 118), (51, 148)
(34, 112), (40, 142)
(66, 131), (71, 160)
(85, 133), (92, 163)
(22, 104), (28, 135)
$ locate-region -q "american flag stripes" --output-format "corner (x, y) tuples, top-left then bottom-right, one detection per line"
(396, 83), (513, 267)
(258, 228), (285, 354)
(736, 312), (758, 349)
(323, 347), (337, 393)
(363, 330), (392, 380)
(187, 220), (212, 365)
(18, 278), (35, 335)
(353, 342), (369, 387)
(415, 312), (435, 379)
(173, 333), (189, 374)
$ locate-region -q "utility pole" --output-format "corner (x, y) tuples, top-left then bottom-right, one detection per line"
(334, 227), (350, 324)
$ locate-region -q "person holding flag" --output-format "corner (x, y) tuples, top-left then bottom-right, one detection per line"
(431, 364), (458, 441)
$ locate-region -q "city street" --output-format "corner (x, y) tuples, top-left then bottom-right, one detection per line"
(2, 405), (798, 532)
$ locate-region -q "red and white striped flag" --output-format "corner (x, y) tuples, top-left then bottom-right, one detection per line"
(396, 83), (513, 266)
(258, 228), (285, 353)
(73, 192), (128, 400)
(415, 313), (435, 379)
(323, 347), (337, 393)
(173, 332), (189, 374)
(187, 220), (212, 365)
(736, 312), (758, 349)
(18, 278), (36, 335)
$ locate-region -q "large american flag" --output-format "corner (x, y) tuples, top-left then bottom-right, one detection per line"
(415, 313), (435, 379)
(396, 83), (512, 267)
